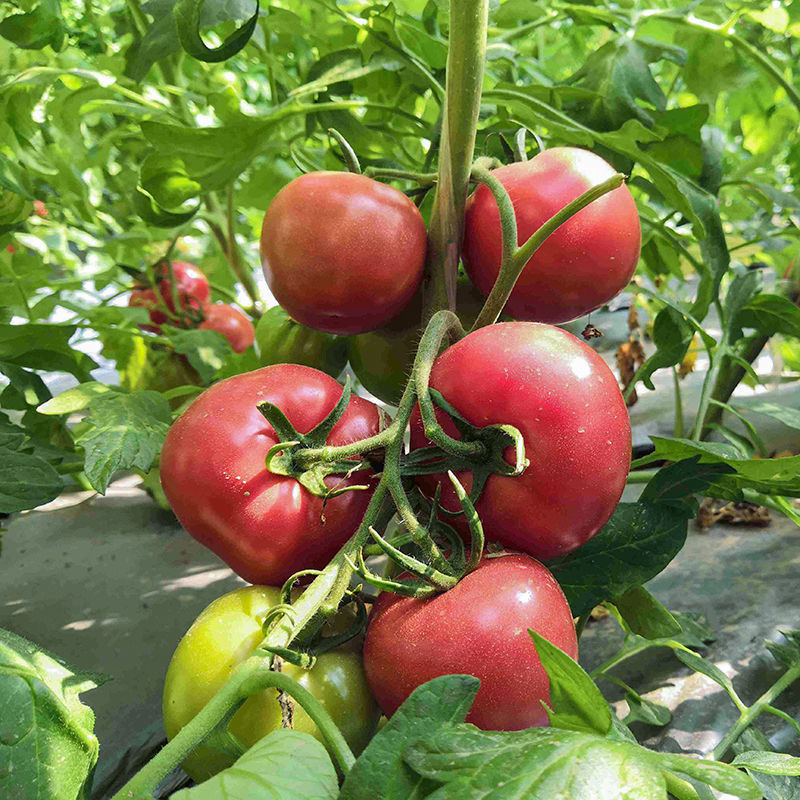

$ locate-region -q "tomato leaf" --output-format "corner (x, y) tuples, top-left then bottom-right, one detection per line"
(765, 630), (800, 669)
(37, 382), (118, 415)
(75, 390), (172, 493)
(547, 501), (688, 616)
(736, 294), (800, 339)
(0, 627), (105, 800)
(0, 446), (62, 512)
(339, 675), (479, 800)
(733, 752), (800, 778)
(612, 585), (682, 640)
(162, 326), (232, 383)
(529, 632), (612, 736)
(174, 0), (259, 63)
(170, 729), (338, 800)
(403, 725), (760, 800)
(0, 0), (65, 51)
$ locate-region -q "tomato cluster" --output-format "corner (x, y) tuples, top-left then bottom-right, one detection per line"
(160, 149), (638, 779)
(128, 260), (255, 353)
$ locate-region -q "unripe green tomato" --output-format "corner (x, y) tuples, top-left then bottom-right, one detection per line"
(255, 305), (348, 377)
(163, 585), (379, 782)
(348, 278), (487, 405)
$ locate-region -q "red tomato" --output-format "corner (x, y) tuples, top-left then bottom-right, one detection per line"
(198, 303), (255, 353)
(260, 172), (427, 335)
(160, 366), (381, 585)
(155, 260), (210, 313)
(33, 199), (48, 218)
(364, 553), (578, 729)
(128, 286), (165, 332)
(463, 147), (641, 323)
(410, 322), (630, 560)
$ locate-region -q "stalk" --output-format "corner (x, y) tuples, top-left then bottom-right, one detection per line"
(424, 0), (490, 317)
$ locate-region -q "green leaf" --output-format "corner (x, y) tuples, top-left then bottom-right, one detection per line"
(139, 152), (202, 210)
(171, 729), (338, 800)
(339, 675), (479, 800)
(403, 725), (760, 800)
(0, 324), (96, 380)
(163, 326), (232, 383)
(673, 649), (738, 698)
(0, 446), (61, 512)
(639, 457), (735, 514)
(612, 586), (682, 640)
(530, 632), (612, 736)
(765, 630), (800, 669)
(0, 627), (105, 800)
(0, 0), (65, 50)
(174, 0), (260, 63)
(37, 382), (118, 415)
(737, 294), (800, 339)
(547, 501), (688, 617)
(623, 692), (671, 727)
(637, 307), (695, 391)
(75, 391), (172, 493)
(733, 752), (800, 778)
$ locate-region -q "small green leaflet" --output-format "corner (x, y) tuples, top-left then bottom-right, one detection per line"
(171, 729), (338, 800)
(0, 627), (106, 800)
(75, 390), (172, 493)
(162, 326), (232, 383)
(0, 447), (61, 513)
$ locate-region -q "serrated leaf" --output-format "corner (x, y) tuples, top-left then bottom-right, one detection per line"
(75, 391), (172, 493)
(530, 632), (612, 736)
(403, 725), (760, 800)
(0, 446), (62, 512)
(171, 729), (338, 800)
(340, 675), (479, 800)
(547, 502), (688, 616)
(0, 627), (105, 800)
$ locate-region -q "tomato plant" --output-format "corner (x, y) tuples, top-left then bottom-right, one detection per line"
(260, 172), (427, 334)
(2, 1), (800, 799)
(363, 554), (577, 729)
(160, 365), (382, 585)
(463, 148), (641, 324)
(164, 585), (379, 781)
(410, 322), (631, 560)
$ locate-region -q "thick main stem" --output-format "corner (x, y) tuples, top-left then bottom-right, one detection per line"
(424, 0), (489, 317)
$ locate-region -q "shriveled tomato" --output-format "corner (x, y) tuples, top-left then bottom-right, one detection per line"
(364, 553), (577, 730)
(410, 322), (630, 560)
(164, 585), (379, 782)
(463, 147), (640, 323)
(256, 305), (347, 378)
(199, 302), (255, 353)
(160, 365), (381, 585)
(348, 278), (487, 405)
(260, 172), (427, 335)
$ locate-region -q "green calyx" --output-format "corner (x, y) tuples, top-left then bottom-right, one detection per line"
(260, 376), (371, 499)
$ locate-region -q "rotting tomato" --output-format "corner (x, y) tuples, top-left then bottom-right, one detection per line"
(198, 302), (255, 353)
(348, 278), (487, 405)
(160, 365), (382, 585)
(463, 147), (641, 324)
(363, 553), (577, 730)
(260, 172), (427, 335)
(256, 305), (347, 378)
(410, 321), (631, 561)
(164, 585), (379, 782)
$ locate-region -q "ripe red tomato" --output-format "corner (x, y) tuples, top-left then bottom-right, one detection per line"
(198, 302), (255, 353)
(410, 322), (630, 560)
(463, 147), (641, 323)
(260, 172), (427, 335)
(160, 365), (382, 585)
(364, 553), (577, 729)
(155, 260), (210, 314)
(33, 199), (48, 218)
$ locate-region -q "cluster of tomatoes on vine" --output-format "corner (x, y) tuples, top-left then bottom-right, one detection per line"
(156, 142), (643, 780)
(128, 259), (255, 353)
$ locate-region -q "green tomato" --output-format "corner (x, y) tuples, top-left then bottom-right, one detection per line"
(256, 305), (348, 378)
(163, 585), (379, 782)
(348, 278), (487, 405)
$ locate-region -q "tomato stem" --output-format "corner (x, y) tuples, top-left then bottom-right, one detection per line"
(471, 173), (625, 329)
(423, 0), (490, 318)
